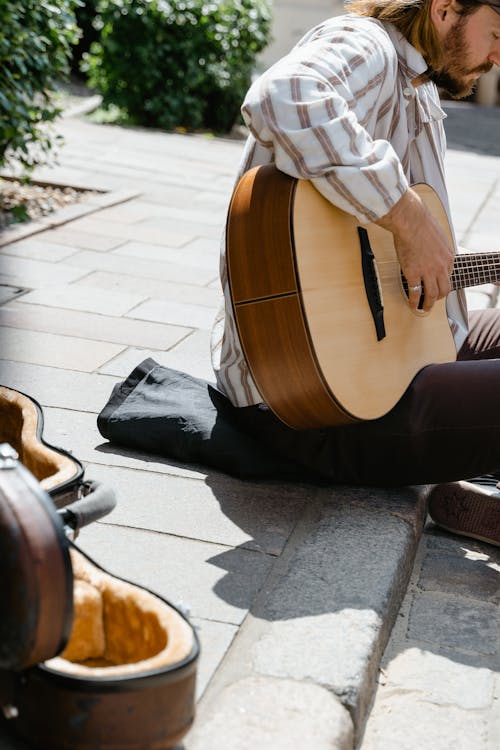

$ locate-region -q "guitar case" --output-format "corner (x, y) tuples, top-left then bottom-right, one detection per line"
(0, 386), (199, 750)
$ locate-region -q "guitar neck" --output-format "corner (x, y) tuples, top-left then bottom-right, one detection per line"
(451, 252), (500, 291)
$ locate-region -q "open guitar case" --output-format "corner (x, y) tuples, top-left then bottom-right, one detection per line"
(0, 385), (199, 750)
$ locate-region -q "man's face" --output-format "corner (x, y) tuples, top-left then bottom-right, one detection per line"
(431, 5), (500, 98)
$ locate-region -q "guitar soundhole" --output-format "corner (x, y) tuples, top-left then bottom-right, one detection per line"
(401, 275), (425, 311)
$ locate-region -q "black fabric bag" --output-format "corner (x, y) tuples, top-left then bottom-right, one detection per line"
(97, 358), (310, 480)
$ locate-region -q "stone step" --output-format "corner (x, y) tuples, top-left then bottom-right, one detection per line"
(185, 484), (429, 749)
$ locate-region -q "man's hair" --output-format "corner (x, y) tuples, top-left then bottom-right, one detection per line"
(346, 0), (483, 69)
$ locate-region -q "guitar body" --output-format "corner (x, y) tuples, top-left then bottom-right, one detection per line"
(226, 164), (457, 429)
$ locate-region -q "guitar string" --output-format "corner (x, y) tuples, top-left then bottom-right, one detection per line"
(371, 253), (500, 291)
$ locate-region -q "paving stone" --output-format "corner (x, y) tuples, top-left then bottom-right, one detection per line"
(191, 617), (238, 699)
(126, 298), (217, 330)
(97, 330), (215, 383)
(76, 522), (274, 625)
(0, 255), (87, 288)
(140, 185), (212, 208)
(92, 201), (172, 225)
(142, 187), (231, 212)
(378, 647), (495, 710)
(66, 215), (195, 248)
(19, 284), (147, 316)
(359, 692), (488, 749)
(80, 462), (309, 554)
(67, 249), (216, 286)
(418, 546), (500, 602)
(0, 328), (125, 373)
(1, 238), (79, 262)
(181, 236), (221, 256)
(0, 303), (190, 349)
(38, 226), (127, 252)
(407, 593), (500, 655)
(42, 201), (102, 225)
(186, 676), (353, 750)
(138, 216), (221, 240)
(466, 230), (500, 253)
(0, 361), (119, 412)
(26, 165), (114, 192)
(111, 240), (218, 271)
(72, 270), (221, 308)
(146, 204), (226, 228)
(448, 192), (493, 238)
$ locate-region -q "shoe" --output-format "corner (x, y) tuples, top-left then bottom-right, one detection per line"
(427, 478), (500, 547)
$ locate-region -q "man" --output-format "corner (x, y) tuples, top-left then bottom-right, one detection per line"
(211, 0), (500, 545)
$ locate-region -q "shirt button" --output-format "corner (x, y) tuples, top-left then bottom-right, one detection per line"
(403, 87), (412, 97)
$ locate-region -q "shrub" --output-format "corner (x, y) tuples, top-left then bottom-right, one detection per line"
(0, 0), (80, 171)
(85, 0), (272, 133)
(71, 0), (100, 75)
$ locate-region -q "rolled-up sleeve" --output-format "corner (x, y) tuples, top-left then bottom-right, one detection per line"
(241, 23), (409, 223)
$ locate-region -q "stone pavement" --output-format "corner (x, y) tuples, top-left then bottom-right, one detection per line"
(0, 103), (499, 749)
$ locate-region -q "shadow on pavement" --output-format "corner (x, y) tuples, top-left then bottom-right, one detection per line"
(443, 103), (500, 157)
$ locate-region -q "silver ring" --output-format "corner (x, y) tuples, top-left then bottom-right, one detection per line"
(408, 283), (422, 293)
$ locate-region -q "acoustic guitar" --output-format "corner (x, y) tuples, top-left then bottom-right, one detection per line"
(226, 164), (500, 430)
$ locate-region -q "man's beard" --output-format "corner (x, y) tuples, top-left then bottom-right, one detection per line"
(429, 16), (493, 99)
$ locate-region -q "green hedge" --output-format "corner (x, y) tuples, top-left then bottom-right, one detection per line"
(0, 0), (80, 171)
(85, 0), (272, 133)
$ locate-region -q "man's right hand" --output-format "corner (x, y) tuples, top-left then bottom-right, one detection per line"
(376, 188), (455, 312)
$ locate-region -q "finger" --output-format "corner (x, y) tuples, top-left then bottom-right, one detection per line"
(407, 281), (423, 309)
(437, 274), (452, 299)
(422, 281), (438, 312)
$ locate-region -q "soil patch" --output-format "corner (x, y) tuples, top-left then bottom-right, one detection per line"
(0, 177), (96, 230)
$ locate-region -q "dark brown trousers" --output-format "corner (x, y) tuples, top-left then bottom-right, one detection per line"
(234, 309), (500, 486)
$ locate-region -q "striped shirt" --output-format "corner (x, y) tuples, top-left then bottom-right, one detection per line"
(211, 14), (468, 407)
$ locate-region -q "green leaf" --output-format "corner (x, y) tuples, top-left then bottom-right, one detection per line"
(10, 204), (30, 223)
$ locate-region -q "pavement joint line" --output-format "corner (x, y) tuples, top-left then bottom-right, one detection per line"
(71, 449), (212, 476)
(0, 358), (126, 378)
(94, 518), (277, 557)
(0, 311), (184, 348)
(84, 459), (225, 484)
(192, 615), (243, 628)
(10, 299), (138, 320)
(0, 319), (133, 344)
(0, 355), (119, 380)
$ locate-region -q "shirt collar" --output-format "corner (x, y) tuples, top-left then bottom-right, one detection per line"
(383, 22), (428, 81)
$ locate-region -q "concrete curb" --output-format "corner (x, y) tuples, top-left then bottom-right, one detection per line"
(186, 484), (429, 748)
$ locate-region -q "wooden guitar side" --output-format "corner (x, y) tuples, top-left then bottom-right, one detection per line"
(226, 165), (354, 429)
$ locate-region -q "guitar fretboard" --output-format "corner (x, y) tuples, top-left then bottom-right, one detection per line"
(451, 253), (500, 291)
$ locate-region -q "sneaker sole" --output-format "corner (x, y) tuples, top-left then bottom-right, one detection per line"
(428, 482), (500, 548)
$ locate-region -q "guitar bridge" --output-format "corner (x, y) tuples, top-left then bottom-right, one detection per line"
(357, 227), (386, 341)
